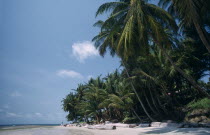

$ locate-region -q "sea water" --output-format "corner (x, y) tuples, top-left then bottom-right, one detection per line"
(0, 125), (93, 135)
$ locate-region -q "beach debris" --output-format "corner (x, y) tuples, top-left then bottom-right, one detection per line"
(87, 125), (116, 130)
(128, 124), (137, 128)
(105, 121), (111, 124)
(138, 123), (150, 127)
(150, 121), (183, 128)
(151, 122), (161, 127)
(105, 123), (130, 128)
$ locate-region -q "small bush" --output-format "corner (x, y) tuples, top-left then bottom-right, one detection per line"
(187, 98), (210, 110)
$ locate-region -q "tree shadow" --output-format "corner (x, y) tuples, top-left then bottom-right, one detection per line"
(141, 127), (210, 135)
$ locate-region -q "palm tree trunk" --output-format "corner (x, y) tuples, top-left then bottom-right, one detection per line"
(96, 115), (100, 124)
(193, 19), (210, 53)
(144, 90), (158, 114)
(148, 87), (161, 114)
(156, 93), (168, 112)
(138, 70), (168, 95)
(153, 88), (169, 115)
(131, 107), (142, 122)
(158, 45), (210, 98)
(122, 61), (156, 121)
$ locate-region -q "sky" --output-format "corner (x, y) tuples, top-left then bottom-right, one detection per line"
(0, 0), (123, 124)
(0, 0), (161, 125)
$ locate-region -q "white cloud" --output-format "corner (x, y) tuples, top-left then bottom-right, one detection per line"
(57, 70), (83, 79)
(35, 112), (43, 117)
(6, 112), (22, 118)
(72, 41), (98, 62)
(10, 91), (22, 97)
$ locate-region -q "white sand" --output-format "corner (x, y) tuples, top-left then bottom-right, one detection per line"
(61, 126), (210, 135)
(0, 126), (209, 135)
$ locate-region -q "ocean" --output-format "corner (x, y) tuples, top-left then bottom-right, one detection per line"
(0, 124), (59, 128)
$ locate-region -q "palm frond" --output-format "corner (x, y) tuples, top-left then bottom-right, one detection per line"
(96, 2), (127, 17)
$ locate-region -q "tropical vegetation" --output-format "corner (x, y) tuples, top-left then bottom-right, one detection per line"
(62, 0), (210, 123)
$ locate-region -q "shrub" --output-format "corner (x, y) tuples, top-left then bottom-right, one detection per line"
(187, 98), (210, 110)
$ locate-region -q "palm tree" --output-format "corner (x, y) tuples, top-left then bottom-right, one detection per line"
(94, 1), (156, 121)
(104, 70), (121, 94)
(93, 0), (209, 98)
(100, 77), (137, 121)
(80, 77), (108, 123)
(62, 93), (79, 122)
(159, 0), (210, 53)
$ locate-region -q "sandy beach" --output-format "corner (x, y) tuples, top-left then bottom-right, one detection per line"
(1, 126), (209, 135)
(64, 126), (210, 135)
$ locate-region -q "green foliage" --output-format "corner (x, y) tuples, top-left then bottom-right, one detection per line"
(62, 0), (210, 123)
(122, 116), (139, 124)
(62, 70), (136, 123)
(187, 98), (210, 110)
(159, 0), (210, 52)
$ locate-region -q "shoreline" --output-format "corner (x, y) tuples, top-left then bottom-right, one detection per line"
(0, 125), (210, 135)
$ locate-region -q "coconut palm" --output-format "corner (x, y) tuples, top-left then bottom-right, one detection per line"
(94, 1), (162, 121)
(159, 0), (210, 53)
(62, 93), (79, 122)
(104, 70), (121, 94)
(80, 77), (108, 123)
(99, 77), (136, 121)
(93, 0), (209, 98)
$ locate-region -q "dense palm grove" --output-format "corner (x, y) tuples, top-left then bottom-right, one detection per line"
(63, 0), (210, 123)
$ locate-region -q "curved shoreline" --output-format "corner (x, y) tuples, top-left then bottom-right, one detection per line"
(0, 125), (210, 135)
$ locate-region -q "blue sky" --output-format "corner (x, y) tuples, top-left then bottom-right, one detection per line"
(0, 0), (123, 124)
(0, 0), (164, 125)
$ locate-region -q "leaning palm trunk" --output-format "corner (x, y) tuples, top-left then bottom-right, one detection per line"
(155, 92), (169, 115)
(148, 88), (161, 114)
(144, 90), (159, 115)
(193, 19), (210, 53)
(122, 61), (156, 121)
(138, 70), (174, 109)
(158, 45), (210, 98)
(152, 88), (169, 115)
(96, 115), (100, 124)
(138, 70), (169, 96)
(131, 107), (142, 122)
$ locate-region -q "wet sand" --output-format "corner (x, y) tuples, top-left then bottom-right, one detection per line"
(0, 126), (93, 135)
(0, 126), (210, 135)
